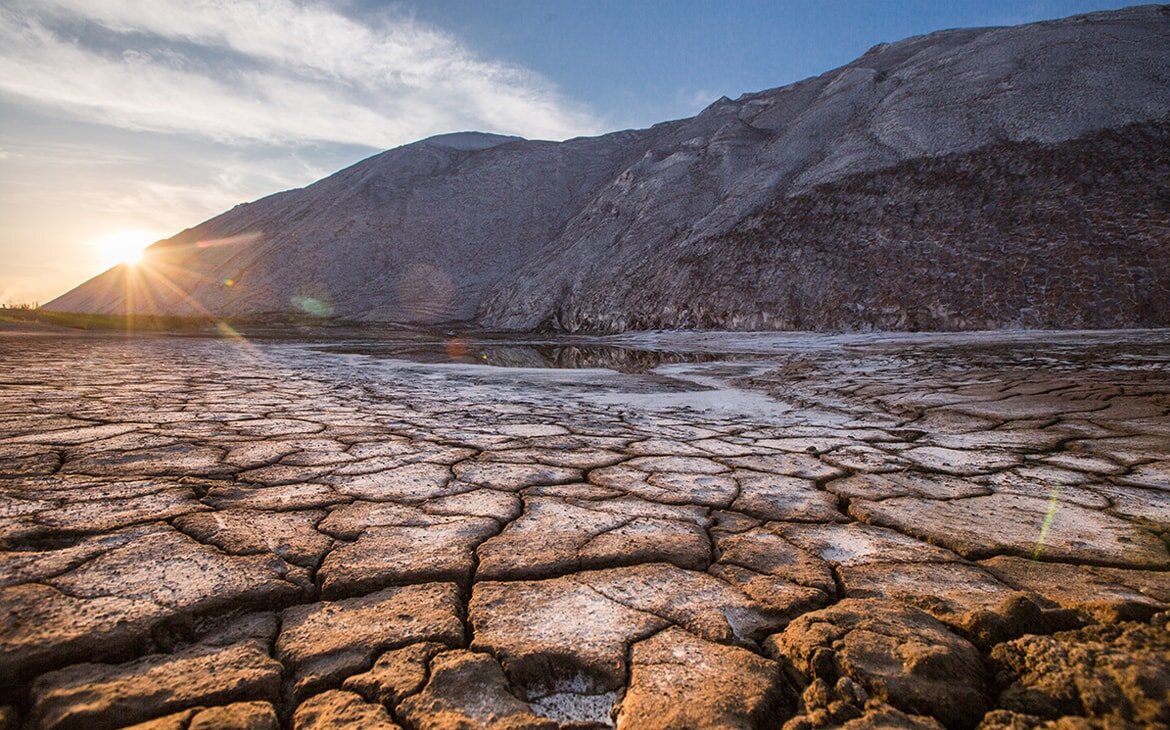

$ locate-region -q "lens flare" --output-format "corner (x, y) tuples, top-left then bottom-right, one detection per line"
(446, 338), (467, 359)
(1032, 484), (1062, 559)
(89, 230), (160, 268)
(291, 295), (333, 317)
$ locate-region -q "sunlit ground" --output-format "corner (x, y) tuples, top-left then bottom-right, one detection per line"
(0, 330), (1166, 728)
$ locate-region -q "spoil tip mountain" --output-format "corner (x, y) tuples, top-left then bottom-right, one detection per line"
(46, 5), (1170, 332)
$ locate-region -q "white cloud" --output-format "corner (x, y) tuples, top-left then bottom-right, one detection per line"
(0, 0), (601, 147)
(92, 163), (317, 227)
(0, 140), (145, 166)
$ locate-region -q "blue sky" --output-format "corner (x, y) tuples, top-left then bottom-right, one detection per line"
(393, 0), (1136, 128)
(0, 0), (1136, 304)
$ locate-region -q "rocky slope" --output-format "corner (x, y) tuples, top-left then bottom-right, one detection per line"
(46, 5), (1170, 331)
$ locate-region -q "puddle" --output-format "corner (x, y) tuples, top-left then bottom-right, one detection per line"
(312, 339), (734, 373)
(303, 328), (1170, 374)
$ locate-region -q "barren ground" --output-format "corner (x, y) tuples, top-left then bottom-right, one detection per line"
(1, 330), (1168, 729)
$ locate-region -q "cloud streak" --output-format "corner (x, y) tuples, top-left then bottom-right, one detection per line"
(0, 0), (601, 147)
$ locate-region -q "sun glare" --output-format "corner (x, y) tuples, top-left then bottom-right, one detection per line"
(90, 230), (158, 268)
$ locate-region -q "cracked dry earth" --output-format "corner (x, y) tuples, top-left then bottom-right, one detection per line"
(1, 332), (1169, 730)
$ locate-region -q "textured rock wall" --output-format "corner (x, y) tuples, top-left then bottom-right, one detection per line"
(527, 120), (1170, 333)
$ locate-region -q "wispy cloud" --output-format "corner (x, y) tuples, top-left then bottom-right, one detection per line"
(0, 140), (148, 166)
(0, 0), (601, 147)
(92, 162), (320, 227)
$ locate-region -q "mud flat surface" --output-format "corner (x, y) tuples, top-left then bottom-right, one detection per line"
(1, 330), (1168, 729)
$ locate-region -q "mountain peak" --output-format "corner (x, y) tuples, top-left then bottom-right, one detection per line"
(417, 132), (525, 151)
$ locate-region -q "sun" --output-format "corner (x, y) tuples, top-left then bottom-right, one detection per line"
(89, 230), (159, 268)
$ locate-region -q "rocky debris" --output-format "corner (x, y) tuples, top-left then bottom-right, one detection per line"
(987, 615), (1170, 727)
(524, 115), (1170, 334)
(276, 584), (464, 701)
(767, 598), (989, 728)
(784, 690), (946, 730)
(31, 639), (282, 730)
(291, 690), (401, 729)
(615, 627), (787, 729)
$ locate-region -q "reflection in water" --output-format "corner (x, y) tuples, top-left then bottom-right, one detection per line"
(314, 340), (731, 373)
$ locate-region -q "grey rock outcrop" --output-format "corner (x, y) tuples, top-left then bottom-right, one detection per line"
(46, 6), (1170, 332)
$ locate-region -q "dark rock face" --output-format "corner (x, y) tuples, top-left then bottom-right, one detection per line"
(46, 6), (1170, 332)
(986, 615), (1170, 728)
(542, 124), (1170, 332)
